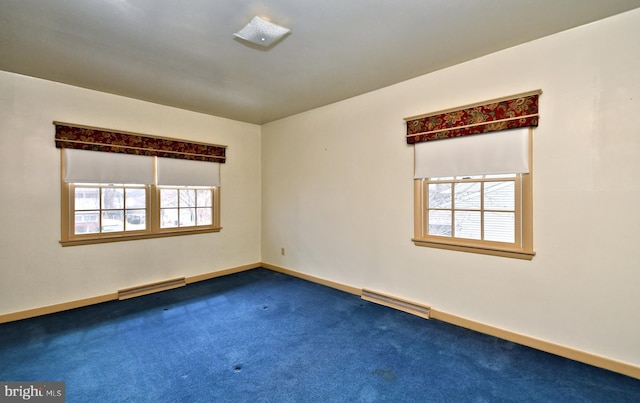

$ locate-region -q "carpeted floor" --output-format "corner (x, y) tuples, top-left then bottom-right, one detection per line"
(1, 268), (639, 402)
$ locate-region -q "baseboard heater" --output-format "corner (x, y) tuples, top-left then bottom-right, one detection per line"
(361, 289), (431, 319)
(118, 277), (186, 300)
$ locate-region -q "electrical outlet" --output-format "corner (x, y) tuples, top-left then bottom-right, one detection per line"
(281, 247), (285, 256)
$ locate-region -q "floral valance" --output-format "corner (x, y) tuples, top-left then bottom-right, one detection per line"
(54, 122), (226, 163)
(405, 90), (541, 144)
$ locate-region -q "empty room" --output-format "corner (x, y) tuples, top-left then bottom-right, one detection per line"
(1, 1), (640, 401)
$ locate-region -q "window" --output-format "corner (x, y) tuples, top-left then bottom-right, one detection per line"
(62, 178), (221, 246)
(55, 122), (225, 246)
(414, 172), (534, 259)
(405, 91), (539, 259)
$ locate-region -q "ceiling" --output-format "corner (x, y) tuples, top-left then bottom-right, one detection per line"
(1, 1), (639, 125)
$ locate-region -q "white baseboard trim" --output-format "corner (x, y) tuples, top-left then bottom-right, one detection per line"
(429, 309), (640, 380)
(261, 263), (362, 295)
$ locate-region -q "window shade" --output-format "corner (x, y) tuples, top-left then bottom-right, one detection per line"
(64, 148), (154, 184)
(54, 122), (226, 163)
(406, 91), (540, 144)
(414, 128), (530, 179)
(157, 157), (220, 187)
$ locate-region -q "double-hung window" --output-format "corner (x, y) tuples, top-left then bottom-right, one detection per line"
(56, 123), (225, 246)
(406, 92), (539, 259)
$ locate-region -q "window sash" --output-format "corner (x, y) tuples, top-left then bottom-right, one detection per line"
(71, 184), (150, 236)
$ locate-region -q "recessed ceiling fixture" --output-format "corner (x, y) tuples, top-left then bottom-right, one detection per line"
(233, 16), (290, 47)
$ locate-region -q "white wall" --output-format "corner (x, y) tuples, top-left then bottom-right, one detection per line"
(262, 9), (640, 366)
(0, 72), (262, 314)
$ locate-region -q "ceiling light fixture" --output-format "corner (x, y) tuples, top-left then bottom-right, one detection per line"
(233, 16), (290, 47)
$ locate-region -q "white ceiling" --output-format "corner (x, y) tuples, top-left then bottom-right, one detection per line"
(1, 0), (639, 124)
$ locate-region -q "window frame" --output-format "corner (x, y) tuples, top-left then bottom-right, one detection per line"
(60, 152), (221, 247)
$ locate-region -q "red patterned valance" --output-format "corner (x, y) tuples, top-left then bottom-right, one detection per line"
(405, 90), (540, 144)
(54, 122), (226, 163)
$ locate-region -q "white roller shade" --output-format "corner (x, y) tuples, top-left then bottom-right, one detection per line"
(414, 128), (530, 179)
(64, 148), (154, 184)
(157, 157), (220, 187)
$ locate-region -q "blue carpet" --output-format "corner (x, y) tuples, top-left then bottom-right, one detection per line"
(1, 268), (639, 402)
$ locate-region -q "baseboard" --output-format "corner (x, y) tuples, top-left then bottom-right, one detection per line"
(186, 262), (262, 284)
(0, 293), (118, 324)
(261, 263), (362, 295)
(430, 309), (640, 380)
(0, 262), (262, 324)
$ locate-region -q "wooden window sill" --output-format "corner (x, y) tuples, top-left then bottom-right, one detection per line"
(412, 238), (535, 260)
(60, 227), (222, 247)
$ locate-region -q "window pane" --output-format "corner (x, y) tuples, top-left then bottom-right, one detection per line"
(75, 188), (100, 210)
(428, 183), (451, 209)
(161, 189), (178, 208)
(75, 212), (99, 234)
(484, 181), (515, 211)
(196, 207), (212, 225)
(161, 209), (178, 228)
(102, 211), (124, 233)
(197, 189), (212, 207)
(484, 212), (515, 243)
(428, 210), (451, 237)
(455, 182), (480, 209)
(179, 208), (196, 227)
(125, 209), (146, 231)
(180, 189), (196, 208)
(102, 188), (124, 209)
(125, 188), (146, 209)
(455, 211), (481, 240)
